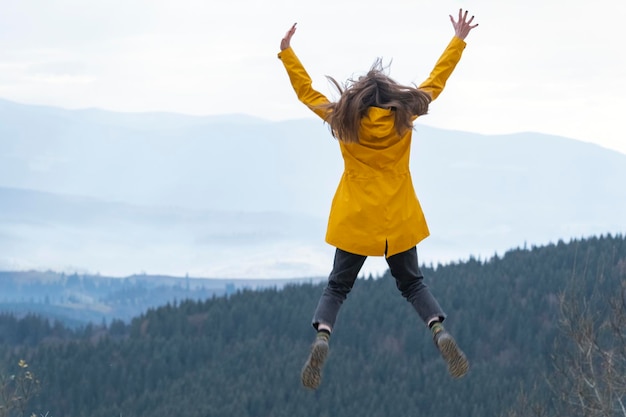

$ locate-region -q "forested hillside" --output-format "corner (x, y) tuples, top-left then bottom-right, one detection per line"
(1, 234), (624, 417)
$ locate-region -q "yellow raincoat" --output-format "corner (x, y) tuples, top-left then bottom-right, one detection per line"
(278, 36), (467, 257)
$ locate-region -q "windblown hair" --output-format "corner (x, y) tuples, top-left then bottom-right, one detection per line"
(319, 58), (431, 144)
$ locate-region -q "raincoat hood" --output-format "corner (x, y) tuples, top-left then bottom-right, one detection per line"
(358, 107), (397, 145)
(341, 106), (413, 174)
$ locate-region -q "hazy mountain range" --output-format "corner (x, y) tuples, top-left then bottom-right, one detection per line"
(0, 269), (317, 326)
(1, 97), (625, 278)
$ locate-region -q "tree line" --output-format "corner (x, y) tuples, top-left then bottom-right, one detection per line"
(0, 234), (624, 417)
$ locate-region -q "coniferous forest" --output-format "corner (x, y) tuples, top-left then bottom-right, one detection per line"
(1, 234), (625, 417)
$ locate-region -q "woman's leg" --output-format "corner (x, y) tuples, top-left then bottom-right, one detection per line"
(311, 248), (367, 331)
(385, 246), (446, 324)
(386, 246), (469, 378)
(302, 248), (366, 390)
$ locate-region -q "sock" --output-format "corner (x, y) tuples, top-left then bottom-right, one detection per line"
(316, 328), (331, 342)
(429, 321), (444, 335)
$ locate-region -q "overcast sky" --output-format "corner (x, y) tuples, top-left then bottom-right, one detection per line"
(1, 0), (625, 154)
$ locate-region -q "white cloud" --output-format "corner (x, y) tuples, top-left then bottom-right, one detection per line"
(0, 0), (625, 154)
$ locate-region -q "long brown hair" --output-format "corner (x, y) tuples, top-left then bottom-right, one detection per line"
(319, 59), (431, 144)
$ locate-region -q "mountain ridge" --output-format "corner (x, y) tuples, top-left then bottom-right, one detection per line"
(1, 97), (625, 278)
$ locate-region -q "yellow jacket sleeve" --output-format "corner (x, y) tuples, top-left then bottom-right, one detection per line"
(277, 47), (330, 120)
(418, 36), (467, 101)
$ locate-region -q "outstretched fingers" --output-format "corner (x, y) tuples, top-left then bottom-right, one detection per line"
(449, 8), (478, 40)
(280, 23), (297, 51)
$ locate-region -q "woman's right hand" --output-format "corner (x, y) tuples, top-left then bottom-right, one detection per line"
(280, 23), (297, 51)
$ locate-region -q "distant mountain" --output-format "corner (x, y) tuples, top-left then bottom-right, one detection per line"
(0, 269), (321, 326)
(1, 97), (625, 277)
(0, 186), (328, 278)
(0, 97), (341, 215)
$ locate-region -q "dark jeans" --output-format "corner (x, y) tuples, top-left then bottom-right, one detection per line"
(312, 246), (446, 330)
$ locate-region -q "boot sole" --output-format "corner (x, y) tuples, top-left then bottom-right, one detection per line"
(301, 340), (329, 389)
(437, 333), (469, 379)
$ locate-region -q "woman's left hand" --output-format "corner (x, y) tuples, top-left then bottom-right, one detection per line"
(450, 9), (478, 40)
